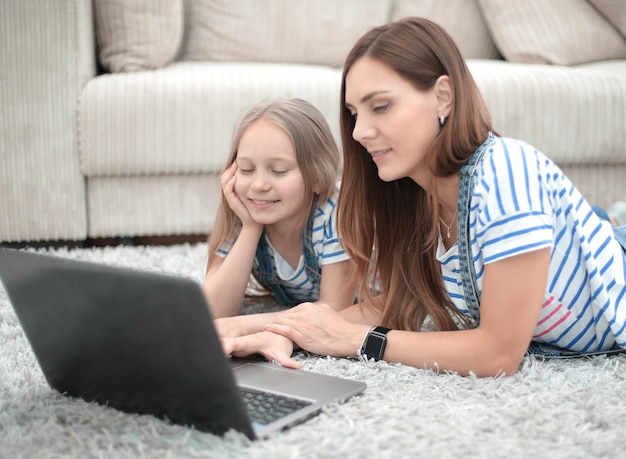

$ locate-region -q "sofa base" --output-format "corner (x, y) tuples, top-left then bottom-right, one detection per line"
(87, 174), (221, 239)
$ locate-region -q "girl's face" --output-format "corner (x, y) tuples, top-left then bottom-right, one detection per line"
(234, 119), (307, 230)
(344, 56), (441, 185)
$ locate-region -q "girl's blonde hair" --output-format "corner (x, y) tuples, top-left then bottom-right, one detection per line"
(208, 98), (340, 268)
(338, 17), (493, 332)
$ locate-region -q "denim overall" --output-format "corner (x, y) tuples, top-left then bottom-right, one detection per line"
(457, 133), (626, 358)
(254, 216), (321, 305)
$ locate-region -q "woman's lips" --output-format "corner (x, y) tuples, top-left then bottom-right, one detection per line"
(370, 148), (391, 160)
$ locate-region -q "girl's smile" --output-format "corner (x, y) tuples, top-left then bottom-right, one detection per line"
(234, 119), (307, 230)
(250, 199), (280, 208)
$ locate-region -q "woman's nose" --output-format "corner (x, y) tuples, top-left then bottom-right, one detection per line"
(352, 114), (374, 143)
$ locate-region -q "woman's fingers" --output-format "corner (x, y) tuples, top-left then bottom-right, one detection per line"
(268, 303), (363, 358)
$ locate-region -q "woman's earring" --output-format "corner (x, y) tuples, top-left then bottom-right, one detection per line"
(439, 115), (446, 127)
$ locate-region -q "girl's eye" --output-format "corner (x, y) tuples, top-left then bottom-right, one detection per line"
(238, 168), (253, 174)
(272, 170), (288, 176)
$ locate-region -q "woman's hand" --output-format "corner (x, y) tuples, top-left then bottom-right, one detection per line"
(267, 302), (368, 358)
(220, 162), (258, 228)
(221, 331), (301, 369)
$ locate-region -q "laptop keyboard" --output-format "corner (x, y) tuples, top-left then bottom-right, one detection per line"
(240, 388), (312, 426)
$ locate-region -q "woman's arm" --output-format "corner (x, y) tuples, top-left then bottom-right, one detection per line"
(384, 248), (550, 376)
(269, 248), (550, 376)
(203, 224), (262, 318)
(316, 259), (358, 310)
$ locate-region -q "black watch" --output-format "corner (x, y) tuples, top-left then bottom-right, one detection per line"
(362, 326), (391, 361)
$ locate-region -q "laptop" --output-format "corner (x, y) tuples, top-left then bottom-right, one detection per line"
(0, 249), (366, 440)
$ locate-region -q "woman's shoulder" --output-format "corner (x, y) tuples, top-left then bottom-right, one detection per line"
(482, 136), (557, 176)
(473, 136), (563, 212)
(489, 135), (541, 158)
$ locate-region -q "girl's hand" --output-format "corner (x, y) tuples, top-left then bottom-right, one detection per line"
(221, 331), (301, 369)
(267, 303), (367, 358)
(220, 162), (258, 228)
(214, 313), (278, 338)
(214, 316), (243, 338)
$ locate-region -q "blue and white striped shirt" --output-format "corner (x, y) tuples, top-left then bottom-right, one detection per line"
(219, 183), (349, 303)
(438, 137), (626, 352)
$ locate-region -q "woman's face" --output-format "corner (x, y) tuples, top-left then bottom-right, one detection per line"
(344, 56), (441, 185)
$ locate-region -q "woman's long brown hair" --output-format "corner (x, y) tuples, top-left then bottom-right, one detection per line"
(338, 17), (493, 331)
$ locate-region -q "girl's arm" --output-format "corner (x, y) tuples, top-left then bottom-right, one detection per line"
(203, 162), (264, 318)
(268, 248), (550, 376)
(203, 224), (263, 318)
(316, 259), (358, 310)
(215, 311), (281, 337)
(215, 260), (360, 337)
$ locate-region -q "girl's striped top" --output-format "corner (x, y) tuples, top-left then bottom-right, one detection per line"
(218, 183), (349, 303)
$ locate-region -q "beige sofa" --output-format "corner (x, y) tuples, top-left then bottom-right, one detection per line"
(1, 0), (625, 243)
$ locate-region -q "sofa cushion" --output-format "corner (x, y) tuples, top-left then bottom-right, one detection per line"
(467, 59), (626, 164)
(183, 0), (392, 67)
(94, 0), (183, 72)
(78, 62), (342, 177)
(477, 0), (626, 65)
(575, 59), (626, 75)
(87, 175), (219, 237)
(588, 0), (626, 38)
(390, 0), (500, 59)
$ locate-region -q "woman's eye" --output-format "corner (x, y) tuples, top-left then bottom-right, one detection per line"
(373, 104), (389, 113)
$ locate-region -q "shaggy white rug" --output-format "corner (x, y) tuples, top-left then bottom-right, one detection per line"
(1, 243), (625, 459)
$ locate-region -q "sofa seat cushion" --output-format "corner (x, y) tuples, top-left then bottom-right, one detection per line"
(78, 62), (342, 177)
(467, 59), (626, 164)
(575, 59), (626, 75)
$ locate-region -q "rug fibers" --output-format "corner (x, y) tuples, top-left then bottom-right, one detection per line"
(1, 243), (625, 459)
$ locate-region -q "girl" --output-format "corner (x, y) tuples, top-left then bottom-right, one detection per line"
(226, 18), (626, 376)
(203, 98), (356, 342)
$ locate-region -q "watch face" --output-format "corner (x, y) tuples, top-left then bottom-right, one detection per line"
(364, 329), (388, 361)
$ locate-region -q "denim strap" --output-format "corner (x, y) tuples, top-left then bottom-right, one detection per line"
(456, 133), (495, 325)
(254, 216), (319, 305)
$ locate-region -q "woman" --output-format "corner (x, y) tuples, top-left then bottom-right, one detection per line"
(224, 18), (626, 376)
